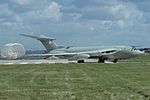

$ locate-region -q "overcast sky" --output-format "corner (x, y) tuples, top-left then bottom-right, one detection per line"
(0, 0), (150, 50)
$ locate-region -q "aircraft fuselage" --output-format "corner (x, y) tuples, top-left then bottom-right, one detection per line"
(50, 45), (144, 61)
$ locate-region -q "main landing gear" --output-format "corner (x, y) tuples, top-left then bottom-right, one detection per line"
(98, 58), (106, 63)
(98, 58), (118, 63)
(77, 60), (85, 63)
(112, 59), (118, 63)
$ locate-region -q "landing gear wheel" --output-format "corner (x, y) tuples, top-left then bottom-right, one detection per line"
(98, 58), (105, 63)
(112, 59), (118, 63)
(77, 60), (85, 63)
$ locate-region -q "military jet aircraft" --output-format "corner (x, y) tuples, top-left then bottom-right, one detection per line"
(21, 34), (144, 63)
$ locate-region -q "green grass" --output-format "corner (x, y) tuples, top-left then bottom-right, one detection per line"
(122, 54), (150, 62)
(0, 56), (150, 99)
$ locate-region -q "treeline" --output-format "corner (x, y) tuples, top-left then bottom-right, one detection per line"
(139, 48), (150, 53)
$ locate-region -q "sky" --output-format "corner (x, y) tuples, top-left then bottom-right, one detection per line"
(0, 0), (150, 50)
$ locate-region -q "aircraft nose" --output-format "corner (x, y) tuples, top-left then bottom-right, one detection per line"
(134, 50), (145, 56)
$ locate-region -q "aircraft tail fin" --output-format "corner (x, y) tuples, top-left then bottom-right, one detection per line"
(20, 34), (57, 52)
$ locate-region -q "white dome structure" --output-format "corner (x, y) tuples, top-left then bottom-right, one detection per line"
(1, 43), (25, 59)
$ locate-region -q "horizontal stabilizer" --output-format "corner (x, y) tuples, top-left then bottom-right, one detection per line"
(20, 34), (57, 52)
(20, 34), (56, 41)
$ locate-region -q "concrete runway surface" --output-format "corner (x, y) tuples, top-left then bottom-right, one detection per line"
(0, 59), (149, 65)
(0, 59), (99, 65)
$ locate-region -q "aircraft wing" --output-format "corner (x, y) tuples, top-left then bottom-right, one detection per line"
(25, 52), (90, 60)
(25, 50), (103, 57)
(26, 52), (77, 57)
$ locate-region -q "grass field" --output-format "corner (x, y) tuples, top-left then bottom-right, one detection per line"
(0, 56), (150, 100)
(122, 54), (150, 62)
